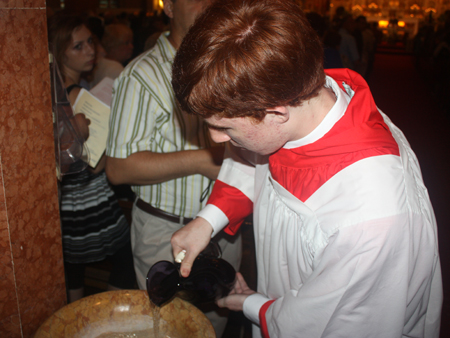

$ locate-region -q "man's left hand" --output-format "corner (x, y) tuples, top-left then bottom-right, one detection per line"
(216, 272), (256, 311)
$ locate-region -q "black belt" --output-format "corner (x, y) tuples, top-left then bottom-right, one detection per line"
(136, 198), (194, 225)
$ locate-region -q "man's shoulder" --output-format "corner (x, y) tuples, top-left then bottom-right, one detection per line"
(123, 51), (163, 75)
(127, 33), (173, 69)
(119, 40), (174, 85)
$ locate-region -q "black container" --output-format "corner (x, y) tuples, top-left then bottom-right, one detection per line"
(146, 242), (236, 307)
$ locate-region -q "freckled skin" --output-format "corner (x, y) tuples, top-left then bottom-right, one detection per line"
(205, 114), (289, 156)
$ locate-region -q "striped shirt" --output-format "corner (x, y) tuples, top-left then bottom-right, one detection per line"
(106, 32), (214, 218)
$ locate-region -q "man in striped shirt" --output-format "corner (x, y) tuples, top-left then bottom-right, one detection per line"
(105, 0), (242, 336)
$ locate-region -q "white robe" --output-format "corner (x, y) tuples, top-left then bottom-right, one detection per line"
(198, 70), (442, 337)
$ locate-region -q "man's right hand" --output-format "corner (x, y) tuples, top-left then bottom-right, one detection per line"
(171, 217), (213, 277)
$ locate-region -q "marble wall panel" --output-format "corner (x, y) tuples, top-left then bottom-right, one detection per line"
(0, 0), (46, 9)
(0, 6), (66, 338)
(0, 160), (21, 338)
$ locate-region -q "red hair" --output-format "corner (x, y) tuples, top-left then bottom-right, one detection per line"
(172, 0), (325, 121)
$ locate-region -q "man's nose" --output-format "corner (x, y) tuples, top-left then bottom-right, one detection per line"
(209, 129), (230, 143)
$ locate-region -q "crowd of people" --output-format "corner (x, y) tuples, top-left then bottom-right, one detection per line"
(47, 1), (240, 336)
(47, 1), (443, 337)
(305, 7), (380, 80)
(413, 10), (450, 117)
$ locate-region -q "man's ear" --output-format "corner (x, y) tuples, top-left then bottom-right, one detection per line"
(163, 0), (174, 19)
(266, 106), (290, 124)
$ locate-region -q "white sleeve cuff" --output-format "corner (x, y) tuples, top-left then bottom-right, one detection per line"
(196, 204), (229, 237)
(243, 293), (271, 325)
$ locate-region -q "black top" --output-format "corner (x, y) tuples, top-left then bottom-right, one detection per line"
(66, 84), (82, 95)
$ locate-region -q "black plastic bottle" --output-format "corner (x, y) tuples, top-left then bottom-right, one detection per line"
(146, 242), (236, 307)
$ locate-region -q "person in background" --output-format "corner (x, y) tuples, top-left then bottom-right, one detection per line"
(48, 12), (136, 303)
(102, 23), (134, 66)
(85, 16), (125, 88)
(143, 12), (170, 51)
(322, 28), (344, 69)
(331, 5), (347, 30)
(170, 0), (443, 337)
(305, 11), (343, 69)
(105, 0), (242, 336)
(337, 14), (360, 70)
(354, 15), (376, 79)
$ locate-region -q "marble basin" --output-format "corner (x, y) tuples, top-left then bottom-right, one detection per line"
(34, 290), (215, 338)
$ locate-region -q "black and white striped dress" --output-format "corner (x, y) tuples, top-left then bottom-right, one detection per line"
(59, 169), (130, 264)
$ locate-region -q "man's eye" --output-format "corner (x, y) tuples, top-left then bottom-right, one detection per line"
(74, 44), (82, 50)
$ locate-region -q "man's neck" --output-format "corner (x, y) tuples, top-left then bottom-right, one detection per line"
(166, 25), (185, 50)
(287, 86), (337, 141)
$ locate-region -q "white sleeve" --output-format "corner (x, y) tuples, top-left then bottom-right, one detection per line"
(196, 204), (229, 236)
(217, 143), (262, 202)
(199, 144), (268, 234)
(243, 293), (271, 325)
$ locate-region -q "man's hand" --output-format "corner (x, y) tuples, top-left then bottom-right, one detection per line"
(197, 146), (225, 180)
(216, 272), (256, 311)
(171, 217), (213, 277)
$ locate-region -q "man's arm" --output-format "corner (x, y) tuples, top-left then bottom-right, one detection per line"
(106, 69), (225, 185)
(105, 146), (223, 185)
(171, 144), (260, 277)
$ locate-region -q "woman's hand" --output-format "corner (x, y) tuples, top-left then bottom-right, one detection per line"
(72, 113), (90, 141)
(216, 272), (256, 311)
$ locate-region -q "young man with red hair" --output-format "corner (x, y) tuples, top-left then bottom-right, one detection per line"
(171, 0), (443, 337)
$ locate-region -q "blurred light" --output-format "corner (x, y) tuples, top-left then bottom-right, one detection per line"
(410, 4), (420, 10)
(352, 5), (363, 11)
(368, 3), (378, 9)
(398, 21), (406, 27)
(159, 0), (164, 9)
(425, 8), (436, 13)
(379, 20), (389, 28)
(116, 305), (131, 312)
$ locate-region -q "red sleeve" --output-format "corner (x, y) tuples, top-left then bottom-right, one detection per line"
(207, 180), (253, 235)
(259, 300), (276, 338)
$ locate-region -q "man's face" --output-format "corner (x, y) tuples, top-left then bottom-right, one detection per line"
(108, 29), (134, 64)
(204, 114), (289, 156)
(166, 0), (213, 38)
